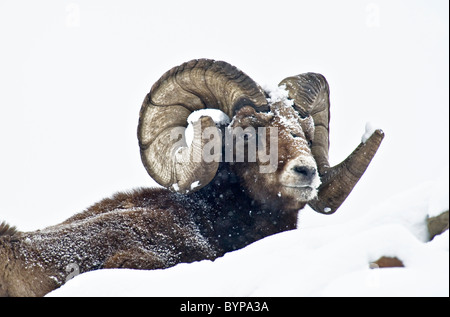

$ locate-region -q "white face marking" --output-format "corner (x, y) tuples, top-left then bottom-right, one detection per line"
(279, 155), (321, 202)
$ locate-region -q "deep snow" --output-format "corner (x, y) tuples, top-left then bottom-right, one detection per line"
(48, 170), (448, 297)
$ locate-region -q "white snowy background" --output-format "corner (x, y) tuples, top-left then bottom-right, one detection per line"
(0, 0), (448, 296)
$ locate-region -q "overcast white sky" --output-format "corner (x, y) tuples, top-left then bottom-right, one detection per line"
(0, 0), (448, 231)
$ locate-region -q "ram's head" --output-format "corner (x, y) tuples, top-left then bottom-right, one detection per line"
(138, 59), (383, 214)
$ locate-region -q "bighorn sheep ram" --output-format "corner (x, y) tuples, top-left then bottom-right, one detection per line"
(0, 59), (384, 296)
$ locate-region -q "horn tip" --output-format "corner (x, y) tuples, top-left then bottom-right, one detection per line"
(364, 128), (385, 149)
(374, 128), (385, 138)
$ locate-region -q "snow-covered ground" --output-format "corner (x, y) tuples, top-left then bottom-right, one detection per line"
(49, 170), (448, 297)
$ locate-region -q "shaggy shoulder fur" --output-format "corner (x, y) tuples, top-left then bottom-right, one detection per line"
(0, 222), (18, 237)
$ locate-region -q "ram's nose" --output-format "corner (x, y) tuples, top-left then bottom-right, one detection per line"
(292, 165), (317, 185)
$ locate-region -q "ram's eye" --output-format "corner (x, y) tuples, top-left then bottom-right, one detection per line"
(239, 131), (256, 143)
(307, 140), (313, 147)
(244, 133), (255, 142)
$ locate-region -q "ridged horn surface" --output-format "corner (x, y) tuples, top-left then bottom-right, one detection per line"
(138, 59), (268, 193)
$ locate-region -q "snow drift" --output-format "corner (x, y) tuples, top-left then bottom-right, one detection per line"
(48, 171), (449, 297)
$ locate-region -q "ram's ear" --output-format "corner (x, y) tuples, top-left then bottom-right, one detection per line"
(233, 106), (258, 121)
(232, 106), (273, 128)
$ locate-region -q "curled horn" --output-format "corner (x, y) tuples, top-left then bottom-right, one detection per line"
(138, 59), (268, 193)
(280, 74), (384, 214)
